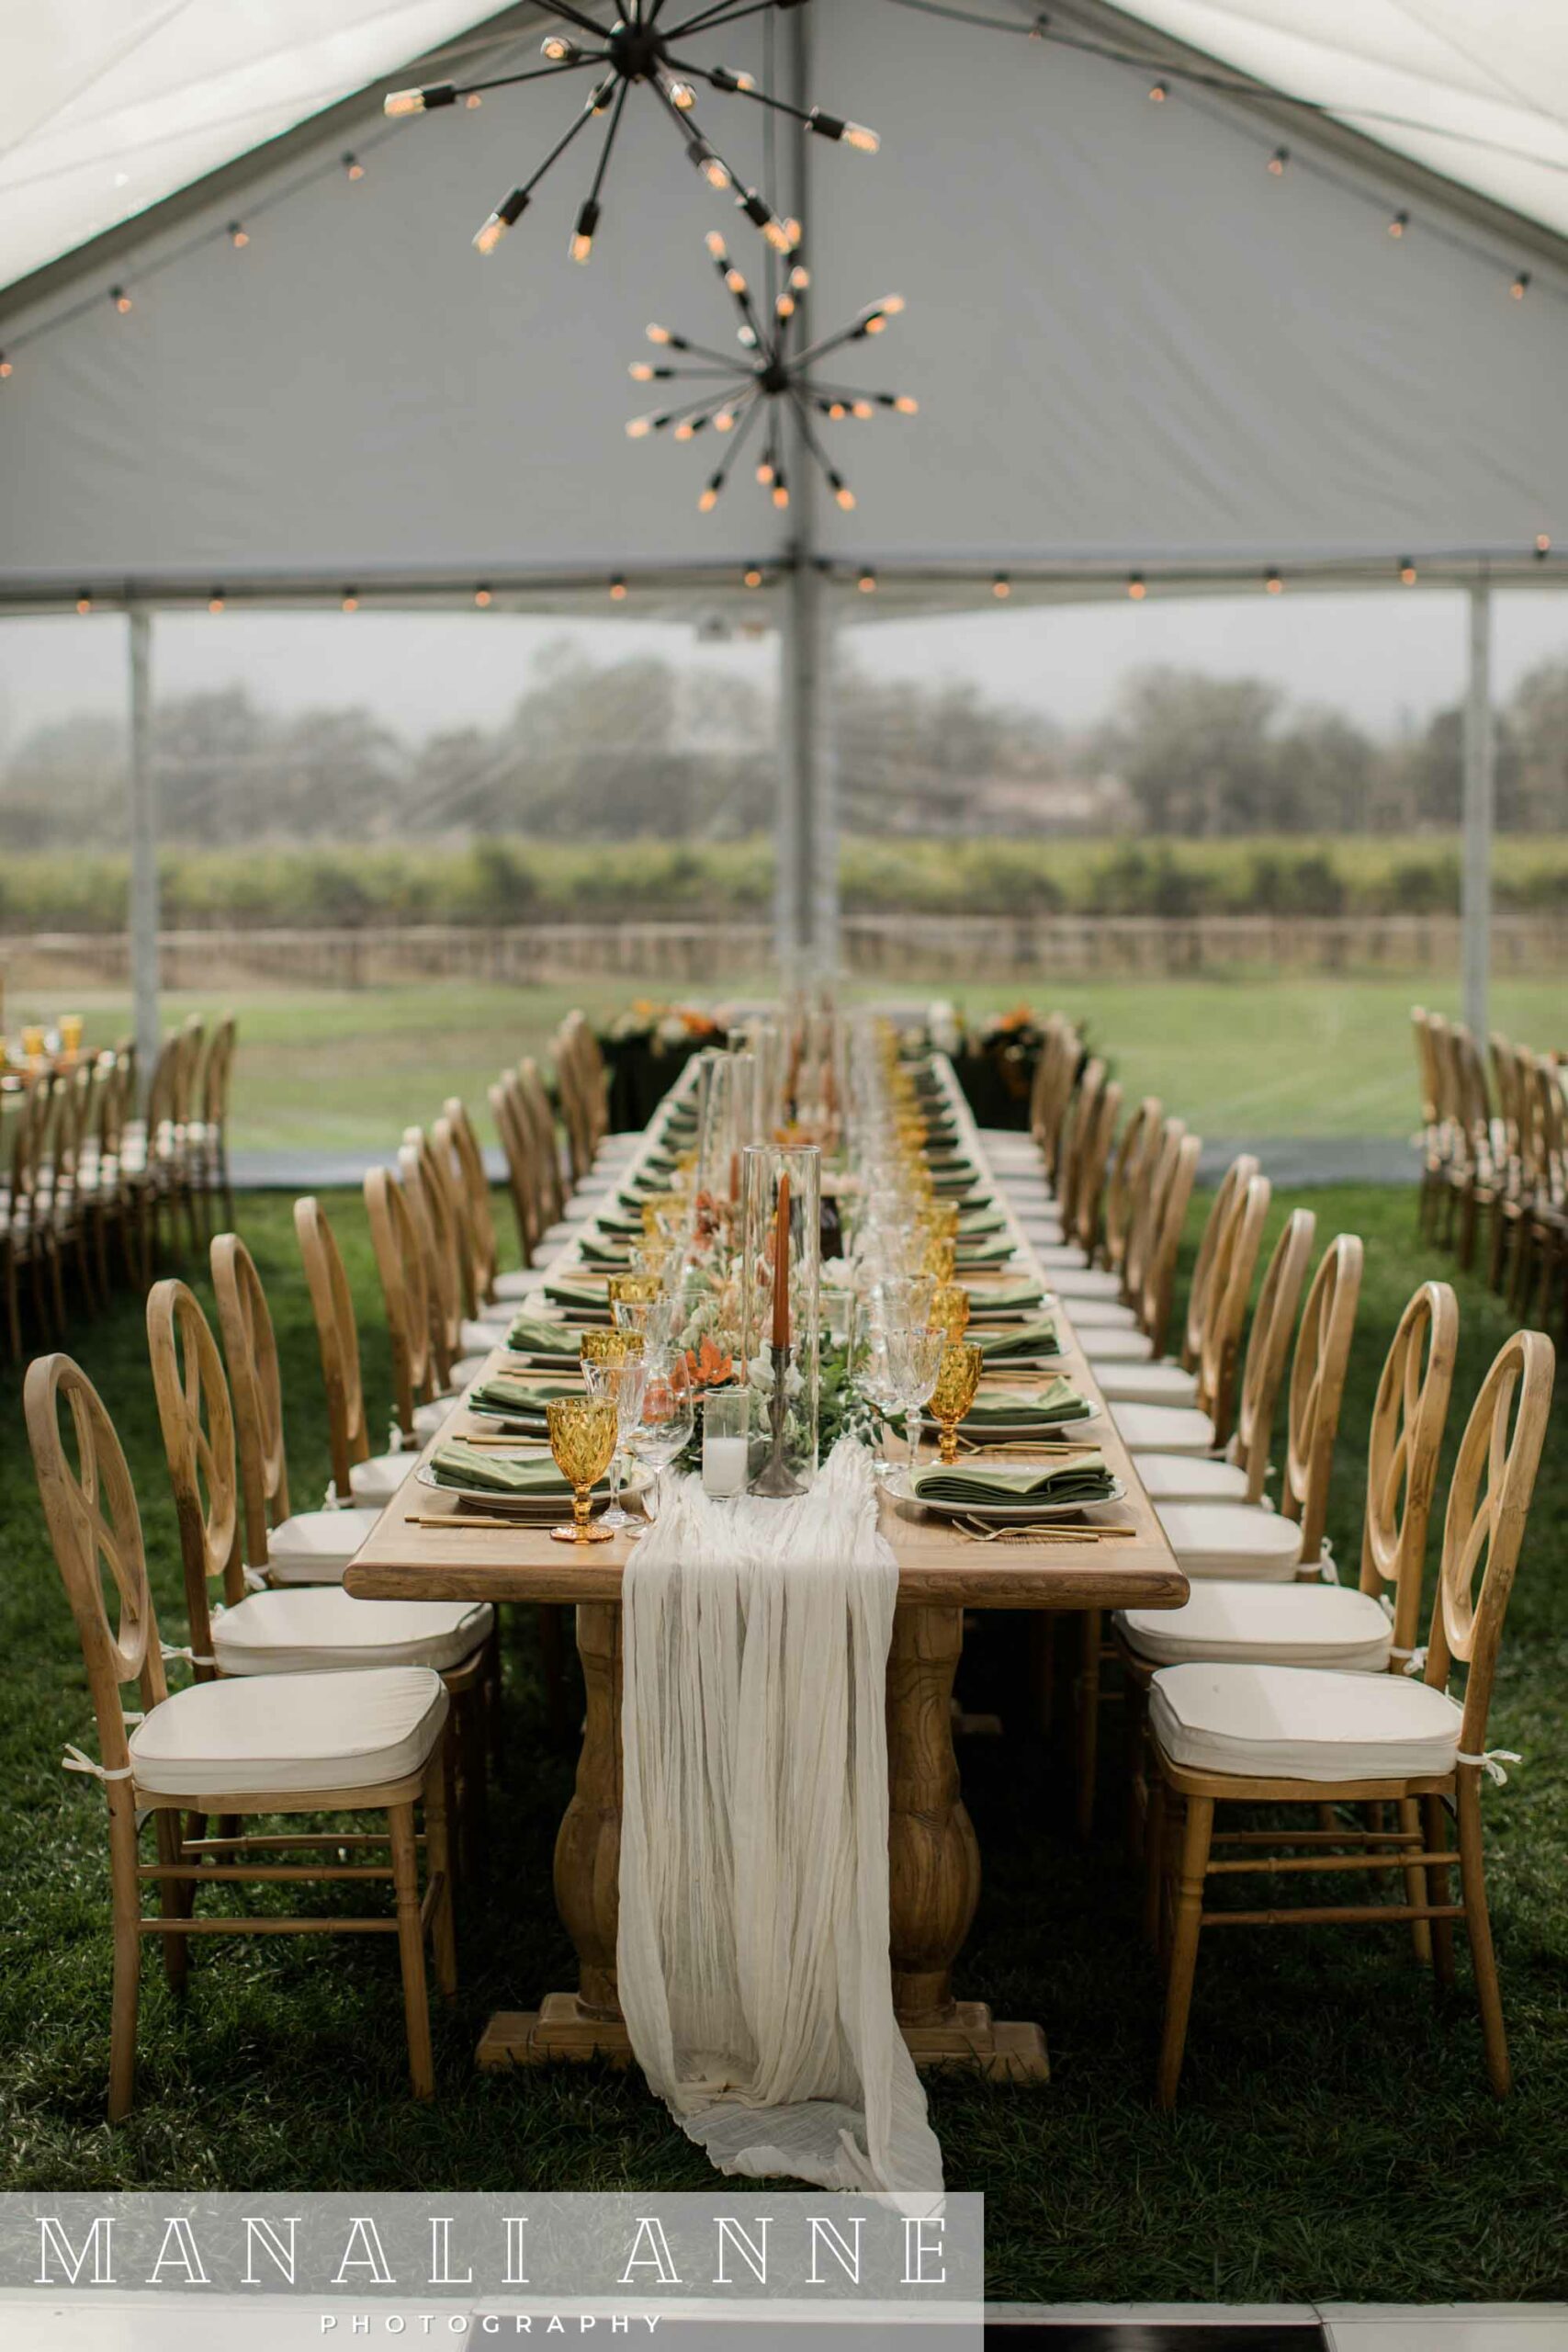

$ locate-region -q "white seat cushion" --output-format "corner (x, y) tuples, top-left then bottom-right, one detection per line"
(1082, 1328), (1156, 1362)
(462, 1315), (513, 1353)
(1036, 1242), (1088, 1268)
(1049, 1266), (1124, 1299)
(212, 1589), (492, 1677)
(412, 1398), (454, 1442)
(1103, 1361), (1201, 1408)
(1063, 1297), (1137, 1329)
(1148, 1661), (1463, 1782)
(1117, 1583), (1391, 1671)
(1134, 1452), (1252, 1506)
(129, 1666), (449, 1799)
(347, 1451), (415, 1506)
(450, 1353), (491, 1388)
(1113, 1402), (1217, 1454)
(262, 1508), (382, 1586)
(1156, 1500), (1305, 1581)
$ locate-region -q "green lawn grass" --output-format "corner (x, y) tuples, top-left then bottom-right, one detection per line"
(1, 1179), (1563, 2301)
(9, 970), (1564, 1149)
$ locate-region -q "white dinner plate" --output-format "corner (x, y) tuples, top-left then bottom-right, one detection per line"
(415, 1460), (652, 1519)
(886, 1464), (1125, 1522)
(928, 1404), (1101, 1442)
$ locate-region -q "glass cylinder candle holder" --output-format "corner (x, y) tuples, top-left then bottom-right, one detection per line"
(739, 1143), (820, 1496)
(701, 1388), (751, 1498)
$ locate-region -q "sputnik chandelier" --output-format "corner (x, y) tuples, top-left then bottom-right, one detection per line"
(627, 232), (915, 513)
(384, 2), (878, 267)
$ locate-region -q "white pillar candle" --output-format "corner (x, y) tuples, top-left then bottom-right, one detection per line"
(703, 1434), (750, 1498)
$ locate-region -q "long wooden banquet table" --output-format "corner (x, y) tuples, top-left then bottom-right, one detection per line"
(347, 1057), (1189, 2082)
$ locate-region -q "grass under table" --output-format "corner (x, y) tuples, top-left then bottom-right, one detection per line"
(0, 1182), (1563, 2302)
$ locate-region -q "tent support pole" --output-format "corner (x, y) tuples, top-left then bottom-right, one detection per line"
(771, 0), (839, 985)
(128, 605), (160, 1096)
(1461, 580), (1493, 1043)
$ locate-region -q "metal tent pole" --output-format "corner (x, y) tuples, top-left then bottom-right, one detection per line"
(128, 605), (161, 1094)
(1461, 581), (1494, 1043)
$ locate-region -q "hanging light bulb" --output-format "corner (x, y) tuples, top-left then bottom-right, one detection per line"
(384, 83), (455, 116)
(208, 591), (226, 614)
(1268, 146), (1289, 175)
(1128, 572), (1146, 601)
(1149, 79), (1168, 101)
(475, 189), (529, 254)
(228, 221), (249, 249)
(1511, 269), (1530, 299)
(474, 585), (492, 607)
(609, 575), (628, 600)
(1535, 533), (1551, 557)
(1265, 568), (1283, 594)
(743, 566), (763, 589)
(893, 395), (919, 415)
(772, 473), (790, 509)
(541, 34), (581, 63)
(699, 475), (723, 511)
(646, 322), (673, 345)
(992, 573), (1011, 599)
(756, 459), (775, 487)
(344, 152), (366, 181)
(667, 79), (696, 110)
(111, 287), (132, 313)
(342, 589), (359, 613)
(705, 230), (728, 261)
(626, 414), (659, 438)
(570, 198), (600, 263)
(1399, 559), (1417, 585)
(710, 66), (757, 95)
(858, 569), (877, 594)
(830, 473), (856, 511)
(75, 593), (93, 616)
(696, 147), (732, 191)
(715, 409), (736, 431)
(1388, 209), (1408, 238)
(0, 355), (12, 378)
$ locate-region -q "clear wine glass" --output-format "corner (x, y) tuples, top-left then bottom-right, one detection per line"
(581, 1355), (648, 1532)
(627, 1351), (694, 1527)
(887, 1324), (946, 1478)
(859, 1329), (905, 1480)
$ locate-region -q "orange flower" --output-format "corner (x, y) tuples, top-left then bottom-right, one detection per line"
(683, 1333), (735, 1391)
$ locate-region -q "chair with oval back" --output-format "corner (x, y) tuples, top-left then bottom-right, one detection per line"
(1049, 1111), (1185, 1318)
(1081, 1151), (1259, 1395)
(210, 1231), (382, 1587)
(364, 1163), (451, 1448)
(294, 1194), (420, 1508)
(194, 1012), (238, 1231)
(27, 1349), (454, 2118)
(1145, 1318), (1551, 2107)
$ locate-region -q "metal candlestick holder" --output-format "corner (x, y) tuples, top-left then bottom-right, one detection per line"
(751, 1340), (807, 1498)
(739, 1143), (821, 1498)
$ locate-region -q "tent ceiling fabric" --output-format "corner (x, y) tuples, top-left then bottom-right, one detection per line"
(1105, 0), (1568, 239)
(1, 0), (1566, 603)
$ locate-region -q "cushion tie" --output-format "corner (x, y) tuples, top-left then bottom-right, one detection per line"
(1458, 1748), (1521, 1788)
(1316, 1534), (1338, 1585)
(62, 1744), (133, 1783)
(1393, 1645), (1428, 1678)
(161, 1642), (217, 1668)
(388, 1421), (410, 1455)
(242, 1565), (270, 1593)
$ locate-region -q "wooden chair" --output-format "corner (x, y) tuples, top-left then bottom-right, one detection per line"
(295, 1194), (419, 1508)
(440, 1100), (500, 1306)
(1100, 1096), (1163, 1280)
(26, 1351), (455, 2118)
(1084, 1156), (1264, 1408)
(193, 1012), (237, 1231)
(1, 1066), (62, 1355)
(364, 1164), (452, 1448)
(121, 1029), (195, 1262)
(491, 1075), (546, 1272)
(210, 1231), (382, 1586)
(1145, 1320), (1553, 2108)
(1082, 1127), (1208, 1370)
(397, 1136), (485, 1388)
(1413, 1007), (1447, 1238)
(517, 1057), (574, 1232)
(1134, 1206), (1317, 1510)
(1052, 1114), (1190, 1321)
(150, 1275), (494, 1873)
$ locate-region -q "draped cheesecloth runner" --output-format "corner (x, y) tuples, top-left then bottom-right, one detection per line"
(617, 1438), (944, 2193)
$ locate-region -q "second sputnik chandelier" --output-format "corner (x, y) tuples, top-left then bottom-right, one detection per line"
(385, 0), (914, 518)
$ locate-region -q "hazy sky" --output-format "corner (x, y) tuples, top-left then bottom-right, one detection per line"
(5, 587), (1568, 759)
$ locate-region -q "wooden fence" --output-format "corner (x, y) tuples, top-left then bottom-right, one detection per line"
(4, 909), (1566, 989)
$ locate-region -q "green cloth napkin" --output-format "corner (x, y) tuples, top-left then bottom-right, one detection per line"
(913, 1453), (1117, 1508)
(966, 1279), (1045, 1312)
(430, 1440), (605, 1498)
(541, 1274), (612, 1311)
(956, 1239), (1020, 1269)
(469, 1375), (581, 1419)
(974, 1317), (1064, 1362)
(580, 1233), (631, 1265)
(959, 1376), (1093, 1427)
(932, 1170), (980, 1196)
(957, 1208), (1007, 1238)
(505, 1313), (583, 1358)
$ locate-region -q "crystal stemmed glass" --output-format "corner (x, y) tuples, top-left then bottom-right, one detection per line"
(546, 1396), (619, 1545)
(582, 1356), (649, 1531)
(859, 1330), (905, 1480)
(627, 1351), (694, 1527)
(926, 1340), (985, 1465)
(887, 1325), (946, 1477)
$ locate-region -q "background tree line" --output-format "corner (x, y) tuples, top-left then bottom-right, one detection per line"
(3, 639), (1567, 852)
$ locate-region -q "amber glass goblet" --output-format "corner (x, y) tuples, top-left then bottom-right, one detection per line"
(926, 1340), (984, 1465)
(547, 1396), (619, 1544)
(930, 1282), (971, 1340)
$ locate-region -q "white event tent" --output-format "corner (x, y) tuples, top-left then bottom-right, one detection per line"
(3, 0), (1568, 1065)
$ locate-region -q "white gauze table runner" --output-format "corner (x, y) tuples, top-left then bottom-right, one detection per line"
(616, 1437), (944, 2193)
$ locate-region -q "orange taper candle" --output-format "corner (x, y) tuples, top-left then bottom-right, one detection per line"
(771, 1170), (791, 1350)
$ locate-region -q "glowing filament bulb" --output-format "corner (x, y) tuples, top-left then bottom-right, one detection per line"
(344, 153), (365, 180)
(834, 482), (856, 511)
(384, 86), (425, 116)
(630, 362), (655, 382)
(228, 221), (249, 248)
(646, 323), (672, 345)
(1399, 560), (1417, 585)
(474, 586), (492, 607)
(726, 268), (748, 294)
(75, 594), (92, 615)
(894, 395), (919, 414)
(702, 155), (731, 189)
(993, 574), (1010, 598)
(1511, 270), (1530, 298)
(1389, 210), (1408, 238)
(843, 121), (879, 153)
(1149, 79), (1168, 101)
(1128, 572), (1146, 600)
(715, 410), (736, 432)
(570, 199), (599, 263)
(852, 401), (874, 420)
(1536, 532), (1551, 553)
(0, 356), (12, 378)
(1265, 569), (1283, 594)
(668, 80), (695, 109)
(827, 401), (847, 421)
(342, 592), (359, 613)
(541, 34), (579, 62)
(208, 594), (225, 614)
(743, 568), (763, 588)
(762, 216), (795, 254)
(111, 288), (132, 313)
(1269, 146), (1289, 174)
(773, 481), (790, 509)
(776, 293), (795, 319)
(673, 420), (695, 441)
(858, 571), (877, 594)
(790, 265), (810, 291)
(699, 480), (722, 512)
(706, 231), (728, 261)
(756, 460), (775, 486)
(609, 576), (627, 600)
(626, 415), (656, 438)
(864, 314), (887, 334)
(475, 190), (528, 254)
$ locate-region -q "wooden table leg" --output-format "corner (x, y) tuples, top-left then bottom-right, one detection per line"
(887, 1602), (1049, 2082)
(480, 1599), (1048, 2080)
(477, 1601), (635, 2067)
